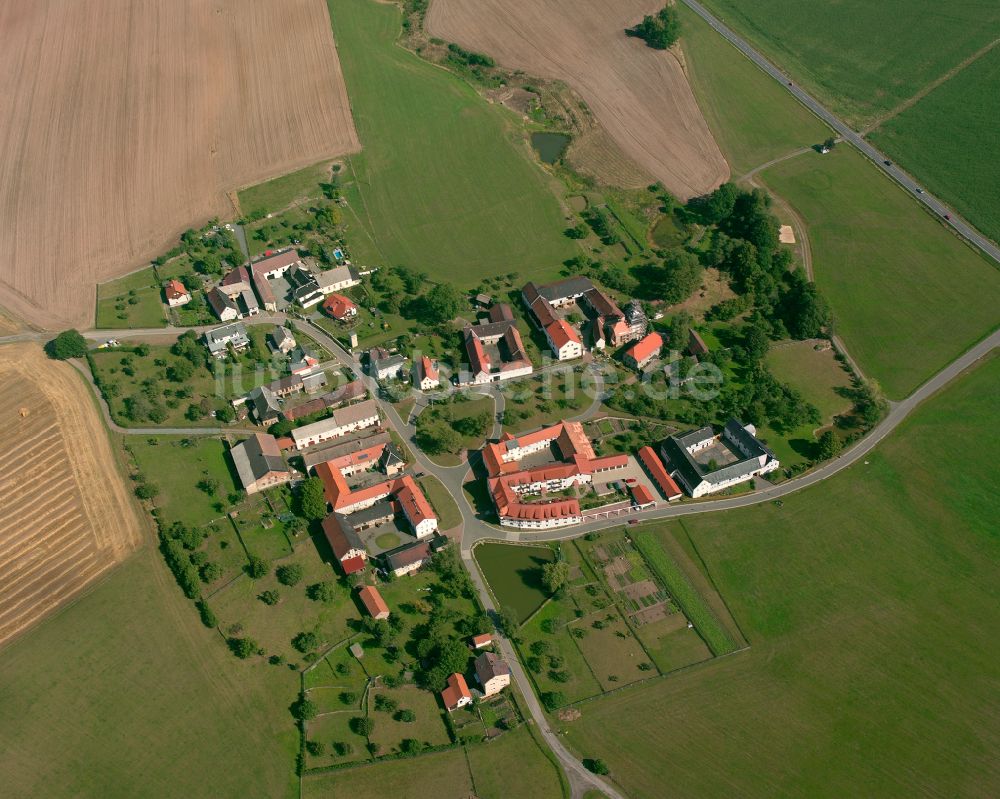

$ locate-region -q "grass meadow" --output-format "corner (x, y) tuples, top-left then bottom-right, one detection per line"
(0, 548), (299, 798)
(561, 355), (1000, 798)
(326, 0), (574, 286)
(765, 341), (853, 425)
(475, 542), (556, 623)
(677, 3), (831, 175)
(760, 147), (1000, 399)
(302, 725), (564, 799)
(869, 45), (1000, 245)
(238, 161), (332, 217)
(95, 267), (166, 329)
(696, 0), (1000, 127)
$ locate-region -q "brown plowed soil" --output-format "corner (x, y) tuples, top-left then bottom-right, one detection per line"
(0, 1), (359, 330)
(425, 0), (729, 199)
(0, 344), (143, 648)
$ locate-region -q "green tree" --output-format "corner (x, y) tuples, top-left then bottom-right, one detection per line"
(541, 560), (570, 594)
(245, 554), (270, 579)
(259, 589), (281, 605)
(351, 716), (374, 737)
(228, 637), (258, 659)
(585, 758), (611, 775)
(816, 429), (842, 461)
(306, 581), (337, 603)
(395, 709), (416, 723)
(292, 631), (320, 653)
(497, 606), (521, 642)
(415, 419), (461, 455)
(292, 695), (318, 721)
(276, 564), (304, 586)
(628, 6), (680, 49)
(199, 562), (222, 583)
(421, 283), (463, 324)
(299, 477), (328, 520)
(45, 330), (88, 360)
(305, 740), (325, 756)
(374, 694), (399, 713)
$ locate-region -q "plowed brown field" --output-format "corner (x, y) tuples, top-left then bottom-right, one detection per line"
(425, 0), (729, 198)
(0, 345), (143, 648)
(0, 0), (359, 330)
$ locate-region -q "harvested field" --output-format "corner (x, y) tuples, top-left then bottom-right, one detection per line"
(0, 1), (359, 330)
(0, 344), (142, 647)
(426, 0), (729, 199)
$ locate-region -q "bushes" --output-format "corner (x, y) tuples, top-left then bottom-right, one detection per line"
(245, 554), (270, 579)
(228, 637), (258, 659)
(159, 532), (199, 599)
(276, 563), (304, 586)
(627, 6), (680, 50)
(195, 599), (217, 628)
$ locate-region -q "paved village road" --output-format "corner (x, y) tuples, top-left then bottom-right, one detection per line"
(680, 0), (1000, 264)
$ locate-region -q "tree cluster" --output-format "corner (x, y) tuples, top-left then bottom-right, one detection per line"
(627, 6), (681, 50)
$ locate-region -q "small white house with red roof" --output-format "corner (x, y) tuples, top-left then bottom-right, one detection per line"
(415, 356), (440, 391)
(321, 292), (358, 321)
(545, 319), (583, 361)
(164, 279), (191, 307)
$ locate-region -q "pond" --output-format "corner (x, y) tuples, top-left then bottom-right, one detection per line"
(651, 213), (688, 248)
(475, 542), (556, 623)
(530, 132), (570, 165)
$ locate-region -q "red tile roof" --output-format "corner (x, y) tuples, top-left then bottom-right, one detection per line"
(252, 248), (301, 275)
(466, 331), (492, 376)
(340, 555), (367, 575)
(472, 633), (493, 647)
(631, 484), (655, 505)
(638, 446), (682, 499)
(441, 672), (472, 710)
(321, 514), (365, 563)
(358, 585), (389, 618)
(395, 475), (435, 527)
(164, 279), (188, 300)
(546, 319), (581, 349)
(625, 332), (663, 366)
(219, 265), (250, 288)
(419, 355), (438, 382)
(322, 293), (357, 320)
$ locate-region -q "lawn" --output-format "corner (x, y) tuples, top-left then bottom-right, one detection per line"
(0, 548), (298, 798)
(95, 267), (166, 329)
(418, 475), (463, 531)
(677, 2), (831, 175)
(869, 44), (1000, 246)
(474, 542), (556, 624)
(766, 341), (853, 425)
(466, 725), (566, 799)
(127, 436), (239, 529)
(696, 0), (1000, 128)
(760, 147), (1000, 399)
(367, 685), (451, 753)
(302, 725), (565, 799)
(501, 367), (593, 434)
(327, 0), (575, 286)
(561, 354), (1000, 798)
(238, 160), (332, 217)
(520, 599), (603, 705)
(571, 608), (653, 690)
(418, 393), (495, 466)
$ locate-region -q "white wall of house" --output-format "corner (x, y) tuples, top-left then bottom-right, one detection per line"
(555, 340), (583, 361)
(498, 512), (582, 529)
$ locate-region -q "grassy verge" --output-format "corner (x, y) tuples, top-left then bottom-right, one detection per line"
(418, 475), (463, 531)
(238, 160), (332, 217)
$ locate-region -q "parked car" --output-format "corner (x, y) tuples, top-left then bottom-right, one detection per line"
(628, 519), (640, 526)
(944, 214), (951, 220)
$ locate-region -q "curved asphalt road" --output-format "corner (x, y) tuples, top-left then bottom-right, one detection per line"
(680, 0), (1000, 265)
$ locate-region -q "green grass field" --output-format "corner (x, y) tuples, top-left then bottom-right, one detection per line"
(678, 3), (831, 175)
(475, 543), (556, 624)
(418, 475), (463, 531)
(562, 354), (1000, 798)
(0, 548), (298, 798)
(127, 437), (239, 529)
(696, 0), (1000, 128)
(303, 725), (564, 799)
(760, 147), (1000, 399)
(95, 268), (166, 329)
(327, 0), (574, 285)
(869, 45), (1000, 245)
(766, 341), (853, 424)
(238, 161), (332, 217)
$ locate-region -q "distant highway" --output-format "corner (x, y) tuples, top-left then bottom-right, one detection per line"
(680, 0), (1000, 265)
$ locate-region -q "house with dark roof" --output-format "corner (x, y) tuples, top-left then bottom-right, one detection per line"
(204, 322), (250, 358)
(460, 315), (533, 386)
(269, 326), (296, 354)
(474, 652), (511, 697)
(688, 328), (710, 358)
(381, 539), (432, 577)
(247, 385), (281, 425)
(660, 419), (779, 498)
(321, 513), (368, 575)
(230, 433), (291, 495)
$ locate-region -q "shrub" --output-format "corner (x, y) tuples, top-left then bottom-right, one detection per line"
(374, 694), (398, 713)
(305, 740), (325, 756)
(259, 590), (281, 606)
(195, 599), (217, 628)
(228, 637), (258, 659)
(245, 554), (270, 579)
(584, 758), (610, 775)
(306, 581), (337, 603)
(276, 563), (304, 586)
(292, 695), (318, 721)
(350, 716), (374, 737)
(292, 631), (319, 653)
(395, 709), (416, 723)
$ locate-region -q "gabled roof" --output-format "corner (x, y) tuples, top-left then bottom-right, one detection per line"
(465, 329), (492, 376)
(340, 555), (367, 575)
(418, 355), (438, 382)
(631, 484), (655, 505)
(322, 293), (357, 319)
(219, 265), (251, 289)
(251, 248), (301, 275)
(395, 475), (435, 527)
(581, 286), (622, 319)
(164, 279), (188, 300)
(528, 276), (594, 304)
(321, 513), (366, 561)
(441, 672), (471, 709)
(207, 287), (238, 316)
(625, 332), (663, 365)
(358, 585), (389, 618)
(688, 328), (709, 355)
(488, 303), (514, 323)
(231, 433), (288, 488)
(475, 651), (511, 682)
(383, 539), (431, 571)
(638, 446), (682, 499)
(546, 319), (581, 349)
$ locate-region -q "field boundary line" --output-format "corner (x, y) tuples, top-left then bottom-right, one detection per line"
(862, 37), (1000, 135)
